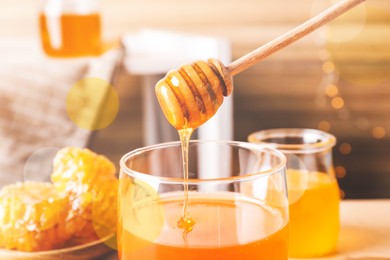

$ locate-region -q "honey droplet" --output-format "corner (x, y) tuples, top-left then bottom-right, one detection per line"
(177, 216), (196, 234)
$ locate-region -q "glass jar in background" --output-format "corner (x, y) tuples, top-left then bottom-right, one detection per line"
(248, 128), (340, 258)
(39, 0), (102, 58)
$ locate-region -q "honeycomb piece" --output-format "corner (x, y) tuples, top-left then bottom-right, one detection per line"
(0, 182), (69, 252)
(51, 147), (117, 242)
(51, 147), (116, 189)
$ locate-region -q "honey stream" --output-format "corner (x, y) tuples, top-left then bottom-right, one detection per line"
(155, 59), (233, 244)
(176, 128), (195, 245)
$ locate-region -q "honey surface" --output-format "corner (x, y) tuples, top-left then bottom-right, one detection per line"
(118, 194), (288, 260)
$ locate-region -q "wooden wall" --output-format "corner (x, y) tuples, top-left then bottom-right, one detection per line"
(1, 0), (390, 198)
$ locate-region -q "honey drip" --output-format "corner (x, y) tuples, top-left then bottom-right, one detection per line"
(177, 128), (195, 244)
(155, 58), (233, 130)
(156, 59), (232, 243)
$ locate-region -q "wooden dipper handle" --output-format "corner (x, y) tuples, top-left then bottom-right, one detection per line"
(155, 0), (366, 130)
(227, 0), (366, 76)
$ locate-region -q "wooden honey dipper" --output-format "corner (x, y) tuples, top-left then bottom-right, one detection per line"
(155, 0), (366, 130)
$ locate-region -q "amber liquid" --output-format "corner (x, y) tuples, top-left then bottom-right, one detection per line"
(287, 170), (340, 258)
(118, 194), (289, 260)
(39, 13), (101, 57)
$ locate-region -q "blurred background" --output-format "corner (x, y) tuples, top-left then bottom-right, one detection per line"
(0, 0), (389, 199)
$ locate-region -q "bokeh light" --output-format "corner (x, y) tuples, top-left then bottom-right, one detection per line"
(325, 1), (390, 87)
(331, 96), (344, 109)
(339, 189), (346, 200)
(323, 0), (367, 43)
(23, 147), (60, 182)
(372, 126), (386, 139)
(325, 84), (339, 97)
(339, 142), (352, 155)
(318, 120), (331, 132)
(66, 77), (119, 131)
(322, 61), (335, 74)
(335, 166), (346, 179)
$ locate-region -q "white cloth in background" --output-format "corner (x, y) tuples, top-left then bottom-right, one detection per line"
(0, 39), (120, 186)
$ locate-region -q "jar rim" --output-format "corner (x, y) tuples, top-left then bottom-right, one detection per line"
(120, 140), (287, 185)
(248, 128), (336, 154)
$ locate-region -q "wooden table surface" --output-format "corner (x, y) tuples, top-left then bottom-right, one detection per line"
(106, 199), (390, 260)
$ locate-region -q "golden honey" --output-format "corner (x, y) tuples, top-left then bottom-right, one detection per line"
(39, 13), (101, 57)
(118, 193), (288, 260)
(287, 170), (340, 257)
(155, 58), (232, 130)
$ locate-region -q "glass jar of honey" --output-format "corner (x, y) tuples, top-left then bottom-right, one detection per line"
(39, 0), (102, 58)
(248, 128), (340, 258)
